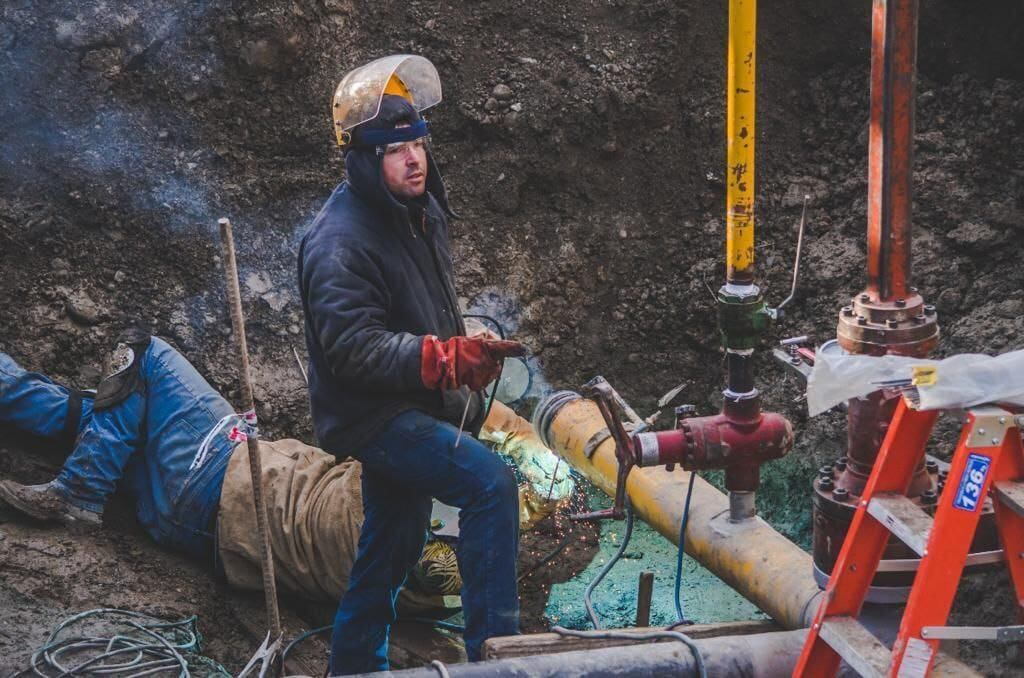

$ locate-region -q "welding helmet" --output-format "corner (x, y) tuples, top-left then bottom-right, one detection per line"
(332, 54), (442, 147)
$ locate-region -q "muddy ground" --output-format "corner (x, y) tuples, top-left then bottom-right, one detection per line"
(2, 0), (1023, 673)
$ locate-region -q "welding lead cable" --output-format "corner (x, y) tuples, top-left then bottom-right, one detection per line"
(583, 501), (635, 630)
(549, 626), (707, 678)
(673, 471), (699, 625)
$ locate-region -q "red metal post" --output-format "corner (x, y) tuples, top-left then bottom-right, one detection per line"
(866, 0), (917, 302)
(818, 0), (946, 594)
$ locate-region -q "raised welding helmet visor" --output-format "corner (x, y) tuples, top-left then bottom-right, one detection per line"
(332, 54), (442, 147)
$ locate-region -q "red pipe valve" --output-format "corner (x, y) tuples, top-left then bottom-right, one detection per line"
(634, 408), (793, 492)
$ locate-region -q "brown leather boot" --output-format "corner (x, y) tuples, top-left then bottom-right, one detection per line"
(0, 480), (102, 532)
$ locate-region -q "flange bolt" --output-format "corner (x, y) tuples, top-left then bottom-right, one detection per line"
(819, 465), (834, 479)
(857, 315), (867, 326)
(842, 306), (854, 317)
(860, 293), (871, 303)
(895, 298), (906, 307)
(925, 459), (939, 474)
(924, 305), (936, 316)
(921, 489), (938, 505)
(832, 487), (849, 501)
(835, 456), (848, 472)
(819, 476), (834, 491)
(886, 318), (899, 328)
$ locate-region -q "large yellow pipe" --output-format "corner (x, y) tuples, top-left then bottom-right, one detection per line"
(539, 395), (822, 629)
(726, 0), (756, 283)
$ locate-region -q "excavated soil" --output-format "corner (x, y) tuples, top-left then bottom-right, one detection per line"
(2, 0), (1023, 673)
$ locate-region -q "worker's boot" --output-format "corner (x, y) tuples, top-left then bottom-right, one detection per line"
(0, 480), (102, 532)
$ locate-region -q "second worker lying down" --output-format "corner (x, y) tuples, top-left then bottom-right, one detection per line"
(0, 334), (573, 614)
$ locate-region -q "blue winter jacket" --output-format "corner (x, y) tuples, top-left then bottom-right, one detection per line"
(298, 151), (484, 458)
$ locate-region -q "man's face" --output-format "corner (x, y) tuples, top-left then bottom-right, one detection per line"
(381, 126), (428, 200)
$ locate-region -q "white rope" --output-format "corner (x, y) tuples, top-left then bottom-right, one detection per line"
(188, 413), (241, 471)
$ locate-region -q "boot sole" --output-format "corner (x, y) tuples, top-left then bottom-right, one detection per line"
(0, 481), (102, 531)
(0, 481), (56, 521)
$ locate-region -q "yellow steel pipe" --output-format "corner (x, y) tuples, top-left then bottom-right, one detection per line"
(540, 396), (822, 629)
(726, 0), (756, 283)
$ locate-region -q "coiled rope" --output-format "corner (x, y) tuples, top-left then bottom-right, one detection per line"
(18, 608), (230, 677)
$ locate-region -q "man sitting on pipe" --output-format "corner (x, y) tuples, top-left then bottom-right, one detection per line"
(0, 335), (573, 610)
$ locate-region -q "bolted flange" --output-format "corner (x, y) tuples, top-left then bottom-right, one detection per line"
(836, 291), (938, 357)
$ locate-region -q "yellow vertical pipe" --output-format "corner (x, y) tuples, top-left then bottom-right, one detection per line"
(726, 0), (756, 283)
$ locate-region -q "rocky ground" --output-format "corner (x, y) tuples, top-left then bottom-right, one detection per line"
(1, 0), (1023, 673)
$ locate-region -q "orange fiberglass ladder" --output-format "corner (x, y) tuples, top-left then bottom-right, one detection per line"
(794, 399), (1024, 677)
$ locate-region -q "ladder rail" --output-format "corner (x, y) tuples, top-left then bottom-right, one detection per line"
(889, 408), (1017, 674)
(794, 402), (1024, 678)
(794, 402), (938, 676)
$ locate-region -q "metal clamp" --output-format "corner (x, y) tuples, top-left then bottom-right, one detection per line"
(921, 625), (1024, 641)
(570, 378), (637, 522)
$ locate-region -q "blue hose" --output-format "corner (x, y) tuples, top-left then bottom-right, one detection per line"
(673, 471), (698, 624)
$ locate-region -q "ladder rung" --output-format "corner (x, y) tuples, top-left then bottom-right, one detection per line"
(993, 481), (1024, 519)
(819, 616), (890, 678)
(867, 493), (933, 557)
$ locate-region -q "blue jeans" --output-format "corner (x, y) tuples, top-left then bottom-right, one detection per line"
(329, 409), (520, 674)
(0, 339), (236, 558)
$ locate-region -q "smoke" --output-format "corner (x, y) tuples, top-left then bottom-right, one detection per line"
(0, 2), (222, 232)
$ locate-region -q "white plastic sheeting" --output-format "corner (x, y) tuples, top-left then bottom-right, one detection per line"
(807, 349), (1024, 416)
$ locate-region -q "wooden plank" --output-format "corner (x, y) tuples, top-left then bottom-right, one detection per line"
(227, 593), (329, 676)
(932, 650), (985, 677)
(993, 481), (1024, 519)
(868, 493), (933, 557)
(390, 620), (466, 668)
(819, 616), (889, 678)
(482, 619), (778, 660)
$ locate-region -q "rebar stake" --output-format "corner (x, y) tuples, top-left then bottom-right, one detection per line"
(218, 217), (283, 661)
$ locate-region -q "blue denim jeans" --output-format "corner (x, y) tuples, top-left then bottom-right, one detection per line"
(0, 339), (236, 558)
(329, 409), (520, 674)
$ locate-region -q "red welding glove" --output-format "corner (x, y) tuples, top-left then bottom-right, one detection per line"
(420, 335), (526, 391)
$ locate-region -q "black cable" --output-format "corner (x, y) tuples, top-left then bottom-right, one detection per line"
(281, 625), (331, 662)
(281, 618), (466, 662)
(584, 501), (634, 630)
(518, 523), (575, 583)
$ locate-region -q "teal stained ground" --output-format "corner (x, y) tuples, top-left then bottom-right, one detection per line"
(545, 485), (769, 629)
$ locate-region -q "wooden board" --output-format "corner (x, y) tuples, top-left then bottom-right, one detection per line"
(482, 619), (778, 660)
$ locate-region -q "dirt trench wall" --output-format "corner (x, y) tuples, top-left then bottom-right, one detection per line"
(1, 0), (1023, 670)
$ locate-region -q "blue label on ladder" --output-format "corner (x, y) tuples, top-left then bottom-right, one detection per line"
(952, 453), (991, 512)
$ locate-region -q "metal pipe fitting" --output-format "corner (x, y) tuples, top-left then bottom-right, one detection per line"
(633, 410), (793, 493)
(729, 490), (756, 522)
(534, 391), (822, 629)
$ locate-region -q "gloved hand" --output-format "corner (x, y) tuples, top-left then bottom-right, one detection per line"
(420, 335), (525, 391)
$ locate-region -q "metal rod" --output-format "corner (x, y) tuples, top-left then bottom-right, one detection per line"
(866, 0), (918, 301)
(636, 571), (654, 628)
(776, 196), (809, 312)
(218, 218), (282, 642)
